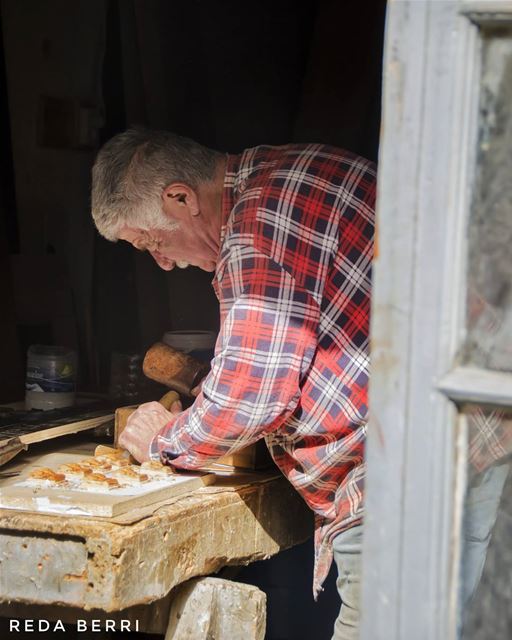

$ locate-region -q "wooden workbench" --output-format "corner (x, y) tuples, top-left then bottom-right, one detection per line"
(0, 435), (312, 633)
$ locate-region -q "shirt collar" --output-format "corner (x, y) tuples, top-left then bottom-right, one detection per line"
(212, 152), (241, 289)
(219, 152), (241, 247)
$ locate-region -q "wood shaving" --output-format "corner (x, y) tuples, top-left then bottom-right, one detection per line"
(58, 463), (93, 478)
(111, 467), (150, 485)
(80, 473), (121, 490)
(141, 460), (175, 476)
(29, 468), (66, 482)
(26, 467), (67, 487)
(95, 454), (131, 467)
(80, 458), (113, 471)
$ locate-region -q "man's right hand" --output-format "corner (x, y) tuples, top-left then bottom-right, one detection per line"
(118, 399), (182, 462)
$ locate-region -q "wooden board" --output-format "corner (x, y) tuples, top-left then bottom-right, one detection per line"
(0, 407), (114, 449)
(0, 475), (311, 611)
(0, 453), (215, 517)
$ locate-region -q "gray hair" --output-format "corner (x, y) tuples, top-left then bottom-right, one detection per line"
(91, 128), (222, 240)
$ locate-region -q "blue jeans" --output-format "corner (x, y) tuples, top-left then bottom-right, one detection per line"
(331, 463), (510, 640)
(459, 461), (510, 634)
(331, 524), (363, 640)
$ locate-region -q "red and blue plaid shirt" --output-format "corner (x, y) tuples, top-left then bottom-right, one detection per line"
(150, 143), (376, 596)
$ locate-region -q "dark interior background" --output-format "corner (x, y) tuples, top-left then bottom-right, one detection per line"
(0, 1), (386, 638)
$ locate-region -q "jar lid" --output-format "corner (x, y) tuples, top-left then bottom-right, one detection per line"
(28, 345), (75, 358)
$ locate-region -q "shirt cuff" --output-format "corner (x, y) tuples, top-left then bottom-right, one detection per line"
(149, 422), (184, 464)
(148, 433), (162, 462)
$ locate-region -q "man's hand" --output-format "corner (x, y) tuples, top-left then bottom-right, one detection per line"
(118, 400), (182, 463)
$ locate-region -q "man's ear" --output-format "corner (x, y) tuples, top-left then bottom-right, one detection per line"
(162, 183), (200, 217)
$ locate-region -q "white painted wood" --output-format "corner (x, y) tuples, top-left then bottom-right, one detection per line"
(438, 367), (512, 405)
(361, 1), (431, 637)
(461, 0), (512, 24)
(361, 1), (492, 639)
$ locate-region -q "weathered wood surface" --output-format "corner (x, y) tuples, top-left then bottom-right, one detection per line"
(165, 577), (266, 640)
(0, 400), (113, 448)
(0, 474), (312, 612)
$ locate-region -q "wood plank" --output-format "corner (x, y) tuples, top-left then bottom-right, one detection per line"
(0, 453), (214, 517)
(0, 475), (312, 611)
(15, 415), (113, 446)
(438, 366), (512, 407)
(0, 406), (114, 449)
(0, 437), (27, 466)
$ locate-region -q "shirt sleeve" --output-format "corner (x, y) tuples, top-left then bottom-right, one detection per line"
(149, 246), (319, 469)
(468, 407), (512, 474)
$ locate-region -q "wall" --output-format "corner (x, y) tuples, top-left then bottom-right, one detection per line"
(1, 0), (107, 387)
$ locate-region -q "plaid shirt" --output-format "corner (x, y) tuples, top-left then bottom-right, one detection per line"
(150, 143), (376, 596)
(468, 407), (512, 474)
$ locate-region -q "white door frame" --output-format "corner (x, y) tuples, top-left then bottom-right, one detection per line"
(361, 2), (512, 639)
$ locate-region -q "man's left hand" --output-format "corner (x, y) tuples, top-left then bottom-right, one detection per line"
(118, 400), (182, 462)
